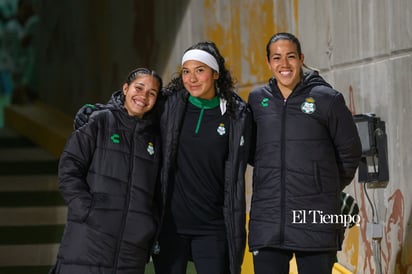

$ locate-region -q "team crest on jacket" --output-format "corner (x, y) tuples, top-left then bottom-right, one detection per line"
(147, 142), (155, 155)
(301, 97), (316, 114)
(217, 123), (226, 135)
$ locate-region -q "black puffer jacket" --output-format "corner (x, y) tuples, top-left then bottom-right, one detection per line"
(50, 91), (161, 274)
(248, 71), (361, 252)
(157, 89), (252, 274)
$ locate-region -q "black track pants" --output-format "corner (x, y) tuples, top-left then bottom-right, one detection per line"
(153, 233), (229, 274)
(253, 248), (336, 274)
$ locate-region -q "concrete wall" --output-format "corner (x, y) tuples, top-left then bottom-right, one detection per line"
(33, 0), (412, 273)
(296, 2), (412, 273)
(36, 0), (190, 115)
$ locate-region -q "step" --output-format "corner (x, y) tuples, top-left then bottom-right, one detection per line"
(0, 243), (59, 266)
(0, 190), (64, 207)
(0, 175), (58, 191)
(0, 206), (67, 226)
(4, 101), (73, 158)
(0, 127), (34, 148)
(0, 147), (59, 175)
(0, 224), (65, 245)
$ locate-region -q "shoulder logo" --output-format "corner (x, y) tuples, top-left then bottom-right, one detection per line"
(301, 97), (316, 114)
(217, 123), (226, 136)
(261, 98), (269, 107)
(147, 142), (155, 155)
(110, 134), (120, 144)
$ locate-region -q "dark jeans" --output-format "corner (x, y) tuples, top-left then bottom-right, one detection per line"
(152, 233), (229, 274)
(253, 248), (336, 274)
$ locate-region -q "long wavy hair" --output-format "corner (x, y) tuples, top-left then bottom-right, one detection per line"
(167, 41), (237, 115)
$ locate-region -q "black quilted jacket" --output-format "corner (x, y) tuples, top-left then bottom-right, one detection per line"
(50, 92), (161, 274)
(248, 71), (361, 252)
(157, 89), (252, 274)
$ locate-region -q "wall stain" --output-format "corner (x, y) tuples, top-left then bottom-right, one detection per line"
(203, 0), (294, 100)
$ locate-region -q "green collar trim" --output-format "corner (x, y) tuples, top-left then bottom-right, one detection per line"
(188, 95), (220, 134)
(189, 95), (220, 109)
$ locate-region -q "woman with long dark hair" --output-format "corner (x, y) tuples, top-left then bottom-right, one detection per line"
(152, 41), (251, 274)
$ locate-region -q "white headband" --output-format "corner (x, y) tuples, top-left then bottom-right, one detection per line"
(181, 49), (219, 73)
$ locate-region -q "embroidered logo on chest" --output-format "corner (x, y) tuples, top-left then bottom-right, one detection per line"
(217, 123), (226, 136)
(261, 98), (269, 107)
(301, 97), (316, 114)
(147, 142), (155, 155)
(110, 134), (120, 144)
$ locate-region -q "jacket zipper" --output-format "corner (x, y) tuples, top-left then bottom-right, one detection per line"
(227, 116), (236, 273)
(279, 98), (287, 245)
(154, 95), (187, 254)
(112, 122), (136, 273)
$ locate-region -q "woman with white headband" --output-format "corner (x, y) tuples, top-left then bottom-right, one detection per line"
(73, 41), (252, 274)
(152, 41), (252, 274)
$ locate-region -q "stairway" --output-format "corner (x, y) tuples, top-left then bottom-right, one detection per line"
(0, 127), (65, 274)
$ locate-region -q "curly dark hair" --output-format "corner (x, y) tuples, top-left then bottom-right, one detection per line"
(166, 41), (238, 115)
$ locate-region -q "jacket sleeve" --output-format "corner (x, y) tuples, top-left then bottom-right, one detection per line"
(328, 93), (362, 190)
(59, 115), (99, 222)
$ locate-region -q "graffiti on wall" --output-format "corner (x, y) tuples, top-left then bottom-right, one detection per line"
(340, 85), (411, 274)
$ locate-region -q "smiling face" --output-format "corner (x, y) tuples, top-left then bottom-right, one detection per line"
(123, 75), (159, 118)
(181, 60), (219, 99)
(267, 39), (304, 97)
